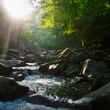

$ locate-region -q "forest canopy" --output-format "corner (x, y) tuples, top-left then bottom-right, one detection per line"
(0, 0), (110, 49)
(41, 0), (110, 48)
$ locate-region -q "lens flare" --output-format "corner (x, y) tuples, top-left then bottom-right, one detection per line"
(3, 0), (34, 20)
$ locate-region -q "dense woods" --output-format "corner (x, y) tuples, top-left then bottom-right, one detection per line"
(41, 0), (110, 48)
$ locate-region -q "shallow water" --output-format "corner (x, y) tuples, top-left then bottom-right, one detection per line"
(0, 99), (68, 110)
(0, 64), (69, 110)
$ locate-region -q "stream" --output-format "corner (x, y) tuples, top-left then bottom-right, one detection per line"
(0, 62), (70, 110)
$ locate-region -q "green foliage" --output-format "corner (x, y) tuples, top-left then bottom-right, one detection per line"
(41, 0), (110, 48)
(21, 17), (81, 49)
(16, 0), (110, 49)
(42, 0), (80, 35)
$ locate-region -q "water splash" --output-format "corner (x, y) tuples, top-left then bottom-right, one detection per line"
(19, 75), (62, 95)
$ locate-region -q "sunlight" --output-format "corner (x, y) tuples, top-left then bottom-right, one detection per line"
(3, 0), (34, 20)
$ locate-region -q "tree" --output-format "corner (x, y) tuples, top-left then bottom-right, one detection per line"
(41, 0), (110, 48)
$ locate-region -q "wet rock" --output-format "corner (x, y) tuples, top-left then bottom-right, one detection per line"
(48, 63), (67, 75)
(74, 81), (110, 110)
(79, 59), (110, 90)
(6, 49), (19, 59)
(74, 96), (110, 110)
(0, 62), (12, 76)
(0, 76), (29, 101)
(24, 54), (35, 63)
(40, 49), (57, 61)
(70, 48), (89, 64)
(39, 63), (66, 76)
(24, 95), (74, 109)
(11, 71), (25, 81)
(7, 59), (25, 67)
(39, 63), (49, 73)
(64, 64), (80, 77)
(57, 48), (73, 61)
(92, 75), (110, 91)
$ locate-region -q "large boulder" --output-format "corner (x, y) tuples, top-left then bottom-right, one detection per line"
(0, 76), (29, 101)
(74, 81), (110, 110)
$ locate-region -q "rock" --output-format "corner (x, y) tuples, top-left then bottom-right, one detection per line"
(74, 81), (110, 110)
(39, 63), (66, 76)
(79, 59), (110, 90)
(40, 49), (57, 61)
(0, 76), (29, 101)
(39, 63), (49, 74)
(0, 62), (12, 76)
(7, 59), (25, 67)
(6, 49), (19, 59)
(57, 48), (73, 61)
(24, 95), (74, 108)
(11, 71), (25, 81)
(64, 64), (80, 77)
(24, 54), (35, 63)
(92, 75), (110, 91)
(71, 48), (89, 64)
(48, 63), (67, 75)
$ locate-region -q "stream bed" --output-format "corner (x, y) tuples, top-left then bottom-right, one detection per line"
(0, 63), (70, 110)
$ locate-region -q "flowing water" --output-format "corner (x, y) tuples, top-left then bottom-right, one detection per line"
(19, 74), (62, 96)
(0, 100), (68, 110)
(0, 63), (70, 110)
